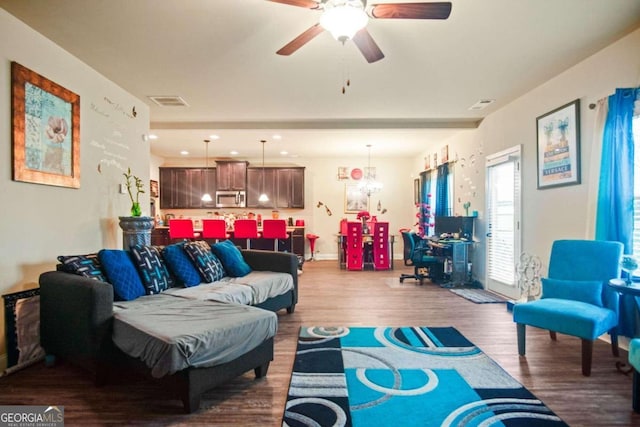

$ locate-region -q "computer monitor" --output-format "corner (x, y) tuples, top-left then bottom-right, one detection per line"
(434, 216), (474, 239)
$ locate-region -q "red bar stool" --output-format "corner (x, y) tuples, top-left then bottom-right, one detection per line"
(346, 222), (363, 270)
(201, 219), (229, 243)
(306, 233), (319, 261)
(168, 219), (200, 242)
(262, 219), (290, 251)
(372, 222), (390, 270)
(233, 219), (260, 249)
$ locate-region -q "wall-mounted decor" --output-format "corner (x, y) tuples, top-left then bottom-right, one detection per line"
(337, 166), (349, 180)
(441, 145), (449, 164)
(424, 155), (431, 170)
(536, 99), (581, 189)
(364, 167), (376, 180)
(344, 183), (369, 214)
(414, 178), (421, 205)
(11, 62), (80, 188)
(150, 179), (159, 198)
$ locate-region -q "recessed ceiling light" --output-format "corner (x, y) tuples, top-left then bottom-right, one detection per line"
(148, 134), (158, 140)
(468, 99), (495, 110)
(273, 134), (282, 140)
(210, 134), (220, 140)
(180, 150), (189, 155)
(280, 150), (288, 155)
(230, 150), (239, 155)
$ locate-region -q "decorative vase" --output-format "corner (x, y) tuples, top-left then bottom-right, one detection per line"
(130, 202), (142, 217)
(118, 216), (154, 249)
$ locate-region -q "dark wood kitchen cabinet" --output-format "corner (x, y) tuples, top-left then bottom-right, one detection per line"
(247, 167), (305, 209)
(159, 167), (216, 209)
(247, 167), (276, 208)
(216, 161), (247, 191)
(276, 167), (305, 208)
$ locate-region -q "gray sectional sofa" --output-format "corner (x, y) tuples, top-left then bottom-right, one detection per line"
(39, 247), (298, 413)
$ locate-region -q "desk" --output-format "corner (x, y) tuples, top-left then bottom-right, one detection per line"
(608, 279), (640, 374)
(337, 234), (395, 270)
(428, 239), (473, 287)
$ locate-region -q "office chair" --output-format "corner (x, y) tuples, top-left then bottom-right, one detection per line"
(399, 231), (444, 285)
(513, 239), (623, 376)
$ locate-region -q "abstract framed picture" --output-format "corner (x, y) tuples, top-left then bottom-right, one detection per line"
(344, 183), (368, 214)
(11, 62), (80, 188)
(536, 99), (581, 189)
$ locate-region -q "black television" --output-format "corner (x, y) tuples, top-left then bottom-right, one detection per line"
(434, 216), (474, 240)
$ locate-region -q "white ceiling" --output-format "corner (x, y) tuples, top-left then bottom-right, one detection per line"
(2, 0), (639, 159)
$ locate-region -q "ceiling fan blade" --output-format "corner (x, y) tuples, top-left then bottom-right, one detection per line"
(277, 23), (325, 56)
(370, 2), (452, 19)
(266, 0), (320, 9)
(352, 28), (385, 63)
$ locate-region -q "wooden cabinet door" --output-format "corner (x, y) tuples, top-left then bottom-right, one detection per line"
(290, 168), (305, 208)
(247, 168), (275, 208)
(216, 161), (247, 191)
(160, 167), (216, 209)
(201, 168), (217, 209)
(275, 168), (305, 208)
(159, 168), (174, 208)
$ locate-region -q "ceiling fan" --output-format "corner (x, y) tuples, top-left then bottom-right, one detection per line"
(268, 0), (452, 63)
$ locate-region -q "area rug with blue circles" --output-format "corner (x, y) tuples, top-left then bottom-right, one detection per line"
(282, 326), (567, 427)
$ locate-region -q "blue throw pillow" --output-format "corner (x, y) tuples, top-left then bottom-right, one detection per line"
(541, 277), (604, 307)
(183, 241), (226, 283)
(130, 245), (174, 294)
(98, 249), (146, 301)
(211, 239), (252, 277)
(57, 253), (107, 282)
(162, 242), (202, 287)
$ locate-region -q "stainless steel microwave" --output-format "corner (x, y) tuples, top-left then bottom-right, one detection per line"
(216, 190), (246, 208)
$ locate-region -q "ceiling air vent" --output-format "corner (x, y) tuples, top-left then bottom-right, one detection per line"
(468, 99), (495, 110)
(148, 95), (189, 107)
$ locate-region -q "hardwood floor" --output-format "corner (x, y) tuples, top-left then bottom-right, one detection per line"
(1, 260), (639, 426)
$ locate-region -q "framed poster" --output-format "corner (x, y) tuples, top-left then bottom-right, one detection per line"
(344, 183), (368, 213)
(414, 178), (421, 205)
(11, 62), (80, 188)
(536, 99), (581, 189)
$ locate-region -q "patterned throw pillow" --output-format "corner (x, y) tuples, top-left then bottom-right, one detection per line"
(129, 245), (174, 294)
(57, 253), (107, 282)
(183, 241), (226, 283)
(162, 242), (202, 287)
(211, 239), (251, 277)
(98, 249), (146, 301)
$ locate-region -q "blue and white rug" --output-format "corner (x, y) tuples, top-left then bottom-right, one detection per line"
(282, 326), (567, 427)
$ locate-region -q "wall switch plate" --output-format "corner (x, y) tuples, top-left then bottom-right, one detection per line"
(119, 183), (127, 194)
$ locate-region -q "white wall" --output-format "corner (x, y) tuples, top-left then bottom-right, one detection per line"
(0, 10), (150, 365)
(414, 27), (640, 285)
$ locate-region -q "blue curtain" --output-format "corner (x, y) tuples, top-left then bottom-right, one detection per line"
(435, 163), (450, 216)
(595, 87), (638, 337)
(420, 171), (432, 236)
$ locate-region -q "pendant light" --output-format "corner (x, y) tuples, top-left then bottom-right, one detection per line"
(201, 139), (213, 202)
(359, 144), (383, 196)
(258, 139), (269, 203)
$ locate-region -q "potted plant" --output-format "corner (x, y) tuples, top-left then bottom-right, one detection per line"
(123, 167), (145, 217)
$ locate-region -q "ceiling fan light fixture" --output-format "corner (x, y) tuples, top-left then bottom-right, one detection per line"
(320, 0), (368, 42)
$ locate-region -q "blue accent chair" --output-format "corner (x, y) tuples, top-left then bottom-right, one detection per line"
(513, 240), (623, 376)
(630, 339), (640, 412)
(399, 231), (444, 285)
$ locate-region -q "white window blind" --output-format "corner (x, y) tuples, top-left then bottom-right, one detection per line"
(486, 154), (521, 286)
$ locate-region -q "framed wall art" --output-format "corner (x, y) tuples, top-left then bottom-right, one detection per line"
(11, 62), (80, 188)
(344, 183), (369, 214)
(536, 99), (581, 189)
(414, 178), (421, 205)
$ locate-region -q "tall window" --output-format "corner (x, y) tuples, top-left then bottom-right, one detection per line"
(632, 114), (640, 255)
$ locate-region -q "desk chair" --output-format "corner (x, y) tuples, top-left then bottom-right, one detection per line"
(262, 219), (289, 251)
(630, 338), (640, 412)
(399, 231), (444, 285)
(201, 219), (229, 243)
(233, 219), (260, 249)
(513, 239), (623, 376)
(168, 219), (200, 242)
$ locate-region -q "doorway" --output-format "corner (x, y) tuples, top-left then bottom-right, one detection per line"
(485, 145), (522, 299)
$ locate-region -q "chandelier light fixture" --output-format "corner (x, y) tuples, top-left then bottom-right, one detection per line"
(319, 0), (368, 42)
(258, 140), (269, 203)
(201, 139), (213, 202)
(359, 144), (383, 197)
